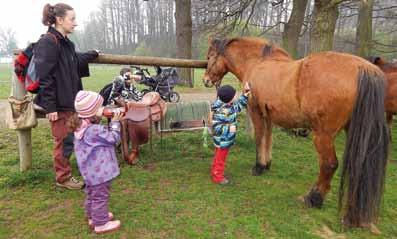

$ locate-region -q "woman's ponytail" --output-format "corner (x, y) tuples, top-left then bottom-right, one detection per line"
(42, 4), (56, 26)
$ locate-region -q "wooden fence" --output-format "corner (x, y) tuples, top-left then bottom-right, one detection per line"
(11, 53), (208, 171)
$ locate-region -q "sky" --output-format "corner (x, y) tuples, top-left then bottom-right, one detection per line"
(0, 0), (102, 48)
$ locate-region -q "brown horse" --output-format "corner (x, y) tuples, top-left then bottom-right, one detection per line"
(368, 56), (397, 130)
(202, 37), (389, 229)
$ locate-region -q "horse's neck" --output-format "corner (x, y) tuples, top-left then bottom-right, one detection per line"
(225, 51), (292, 81)
(225, 50), (262, 81)
(383, 63), (397, 73)
(225, 57), (250, 81)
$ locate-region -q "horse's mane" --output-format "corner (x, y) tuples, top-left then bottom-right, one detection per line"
(211, 37), (291, 60)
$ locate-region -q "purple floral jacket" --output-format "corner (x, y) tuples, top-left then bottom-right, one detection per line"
(74, 122), (121, 186)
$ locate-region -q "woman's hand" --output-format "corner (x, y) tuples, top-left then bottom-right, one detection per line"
(46, 112), (58, 122)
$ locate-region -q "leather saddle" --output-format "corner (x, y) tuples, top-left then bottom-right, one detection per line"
(124, 92), (166, 123)
(120, 92), (167, 165)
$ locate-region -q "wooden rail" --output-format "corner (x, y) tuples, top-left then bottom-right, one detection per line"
(94, 54), (208, 68)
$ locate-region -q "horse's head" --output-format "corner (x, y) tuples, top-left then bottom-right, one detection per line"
(202, 38), (235, 88)
(368, 56), (385, 67)
(368, 56), (397, 74)
(202, 37), (291, 88)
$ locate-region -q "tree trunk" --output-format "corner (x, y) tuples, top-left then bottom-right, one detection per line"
(310, 0), (340, 53)
(282, 0), (309, 58)
(175, 0), (193, 87)
(355, 0), (374, 57)
(109, 0), (117, 50)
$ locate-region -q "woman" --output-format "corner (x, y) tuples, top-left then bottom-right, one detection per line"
(34, 3), (99, 190)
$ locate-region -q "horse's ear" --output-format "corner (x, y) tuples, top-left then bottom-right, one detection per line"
(213, 38), (222, 45)
(368, 56), (382, 65)
(374, 57), (383, 65)
(208, 36), (214, 45)
(212, 38), (224, 52)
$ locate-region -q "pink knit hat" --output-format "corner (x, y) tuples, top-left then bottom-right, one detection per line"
(74, 91), (104, 118)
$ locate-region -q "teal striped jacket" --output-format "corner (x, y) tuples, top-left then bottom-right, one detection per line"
(211, 94), (249, 148)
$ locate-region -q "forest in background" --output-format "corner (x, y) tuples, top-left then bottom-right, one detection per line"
(1, 0), (397, 85)
(70, 0), (397, 59)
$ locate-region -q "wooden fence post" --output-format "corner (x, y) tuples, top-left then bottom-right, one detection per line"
(11, 59), (33, 171)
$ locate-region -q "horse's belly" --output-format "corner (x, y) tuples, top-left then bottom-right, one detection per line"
(252, 61), (308, 128)
(268, 107), (308, 129)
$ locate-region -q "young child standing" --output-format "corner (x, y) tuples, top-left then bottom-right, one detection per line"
(211, 83), (251, 185)
(71, 90), (122, 234)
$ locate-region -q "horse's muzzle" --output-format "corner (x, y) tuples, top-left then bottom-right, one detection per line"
(203, 78), (213, 88)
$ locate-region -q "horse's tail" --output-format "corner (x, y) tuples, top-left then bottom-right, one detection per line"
(339, 69), (389, 226)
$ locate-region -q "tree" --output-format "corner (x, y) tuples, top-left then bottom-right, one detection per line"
(356, 0), (374, 57)
(175, 0), (193, 87)
(282, 0), (309, 58)
(310, 0), (343, 53)
(0, 27), (18, 56)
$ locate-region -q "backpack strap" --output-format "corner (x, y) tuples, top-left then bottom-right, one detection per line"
(45, 32), (59, 45)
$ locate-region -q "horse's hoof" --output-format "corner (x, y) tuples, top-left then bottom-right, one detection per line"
(126, 150), (139, 165)
(342, 218), (381, 235)
(304, 189), (323, 208)
(251, 162), (271, 176)
(367, 223), (381, 235)
(127, 157), (139, 165)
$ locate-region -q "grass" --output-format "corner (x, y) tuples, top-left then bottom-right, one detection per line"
(1, 119), (397, 238)
(0, 64), (397, 238)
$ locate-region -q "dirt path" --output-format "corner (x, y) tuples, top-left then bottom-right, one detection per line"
(0, 92), (216, 128)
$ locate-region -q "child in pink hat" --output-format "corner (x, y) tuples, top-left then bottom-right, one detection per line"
(70, 90), (123, 234)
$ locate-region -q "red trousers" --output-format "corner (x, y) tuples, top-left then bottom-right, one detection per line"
(50, 111), (75, 183)
(211, 147), (229, 183)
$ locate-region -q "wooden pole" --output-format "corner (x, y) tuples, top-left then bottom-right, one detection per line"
(11, 61), (33, 171)
(93, 54), (208, 68)
(14, 50), (208, 68)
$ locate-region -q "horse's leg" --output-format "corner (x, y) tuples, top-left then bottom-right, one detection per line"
(250, 110), (273, 176)
(304, 132), (338, 208)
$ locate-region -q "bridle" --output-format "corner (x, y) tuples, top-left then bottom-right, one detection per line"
(205, 50), (222, 89)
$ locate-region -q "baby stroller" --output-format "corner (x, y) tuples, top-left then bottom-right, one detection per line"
(133, 66), (181, 103)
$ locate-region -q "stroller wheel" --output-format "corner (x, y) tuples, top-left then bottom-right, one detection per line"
(168, 92), (180, 103)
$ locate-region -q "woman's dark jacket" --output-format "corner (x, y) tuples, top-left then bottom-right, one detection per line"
(33, 27), (98, 113)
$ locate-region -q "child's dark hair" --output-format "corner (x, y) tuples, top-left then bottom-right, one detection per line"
(217, 85), (236, 103)
(68, 114), (101, 132)
(42, 3), (74, 26)
(120, 67), (131, 76)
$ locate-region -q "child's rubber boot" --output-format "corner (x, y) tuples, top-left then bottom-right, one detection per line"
(88, 212), (114, 230)
(94, 220), (121, 234)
